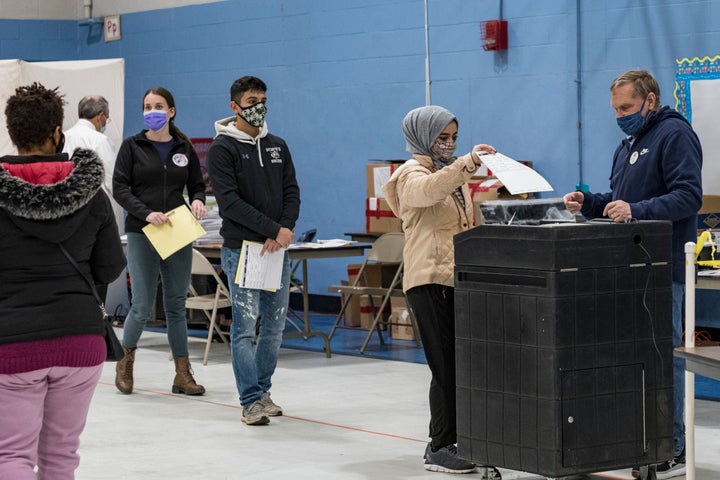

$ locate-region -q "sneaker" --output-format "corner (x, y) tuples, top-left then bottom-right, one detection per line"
(656, 448), (686, 479)
(258, 391), (283, 416)
(423, 443), (479, 475)
(241, 400), (270, 425)
(478, 465), (502, 479)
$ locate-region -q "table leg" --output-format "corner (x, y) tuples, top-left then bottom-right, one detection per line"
(281, 259), (332, 358)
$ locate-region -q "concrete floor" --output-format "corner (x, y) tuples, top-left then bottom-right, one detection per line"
(75, 330), (720, 479)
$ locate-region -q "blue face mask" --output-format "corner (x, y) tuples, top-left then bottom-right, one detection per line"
(616, 99), (647, 137)
(144, 110), (168, 131)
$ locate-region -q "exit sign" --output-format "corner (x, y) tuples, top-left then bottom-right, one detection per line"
(104, 15), (121, 42)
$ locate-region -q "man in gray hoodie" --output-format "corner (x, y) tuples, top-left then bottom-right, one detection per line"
(207, 76), (300, 425)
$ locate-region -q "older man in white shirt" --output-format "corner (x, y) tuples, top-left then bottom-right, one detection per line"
(64, 96), (116, 199)
(64, 95), (124, 302)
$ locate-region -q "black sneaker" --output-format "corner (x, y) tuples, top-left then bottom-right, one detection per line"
(477, 465), (502, 479)
(656, 448), (686, 479)
(423, 443), (478, 475)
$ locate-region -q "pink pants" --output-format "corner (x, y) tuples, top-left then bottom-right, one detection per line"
(0, 365), (103, 480)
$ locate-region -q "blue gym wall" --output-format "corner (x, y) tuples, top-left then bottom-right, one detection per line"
(1, 0), (719, 301)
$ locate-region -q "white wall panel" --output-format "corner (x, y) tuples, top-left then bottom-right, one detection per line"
(0, 0), (224, 20)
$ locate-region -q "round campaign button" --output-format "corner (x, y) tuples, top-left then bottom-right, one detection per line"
(629, 151), (639, 165)
(172, 153), (189, 167)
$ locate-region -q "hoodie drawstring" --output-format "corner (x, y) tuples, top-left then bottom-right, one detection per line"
(256, 137), (263, 167)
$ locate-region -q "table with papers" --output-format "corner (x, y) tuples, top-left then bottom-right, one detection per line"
(193, 241), (371, 358)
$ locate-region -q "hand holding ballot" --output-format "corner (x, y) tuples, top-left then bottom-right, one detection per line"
(471, 144), (496, 164)
(474, 151), (554, 195)
(235, 240), (284, 290)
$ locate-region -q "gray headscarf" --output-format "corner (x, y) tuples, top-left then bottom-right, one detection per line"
(402, 105), (457, 156)
(401, 105), (465, 207)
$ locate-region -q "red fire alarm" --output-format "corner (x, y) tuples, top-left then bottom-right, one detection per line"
(480, 20), (508, 51)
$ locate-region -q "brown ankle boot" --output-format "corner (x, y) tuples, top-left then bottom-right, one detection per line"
(172, 357), (205, 395)
(115, 346), (136, 394)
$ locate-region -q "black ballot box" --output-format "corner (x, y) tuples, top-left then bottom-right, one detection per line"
(453, 221), (674, 478)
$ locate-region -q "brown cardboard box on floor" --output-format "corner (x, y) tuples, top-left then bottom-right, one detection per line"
(340, 280), (361, 327)
(390, 305), (416, 340)
(359, 295), (390, 330)
(344, 263), (400, 329)
(390, 296), (407, 310)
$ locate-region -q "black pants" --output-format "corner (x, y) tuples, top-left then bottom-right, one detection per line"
(405, 283), (457, 449)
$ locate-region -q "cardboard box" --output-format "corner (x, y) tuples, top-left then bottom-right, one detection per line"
(359, 296), (390, 330)
(390, 296), (407, 310)
(698, 195), (720, 229)
(344, 265), (399, 327)
(366, 197), (402, 233)
(347, 263), (399, 288)
(366, 161), (403, 198)
(390, 306), (417, 340)
(467, 177), (504, 203)
(340, 280), (361, 327)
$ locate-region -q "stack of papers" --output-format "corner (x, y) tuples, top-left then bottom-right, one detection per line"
(289, 239), (354, 249)
(235, 240), (284, 290)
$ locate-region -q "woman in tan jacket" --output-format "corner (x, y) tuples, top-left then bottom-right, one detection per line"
(383, 105), (499, 478)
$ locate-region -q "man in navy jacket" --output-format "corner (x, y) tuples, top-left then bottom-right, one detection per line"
(564, 69), (702, 479)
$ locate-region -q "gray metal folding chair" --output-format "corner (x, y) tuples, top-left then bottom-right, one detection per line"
(327, 232), (420, 353)
(186, 248), (231, 365)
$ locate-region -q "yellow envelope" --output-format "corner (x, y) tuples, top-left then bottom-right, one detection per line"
(142, 205), (207, 260)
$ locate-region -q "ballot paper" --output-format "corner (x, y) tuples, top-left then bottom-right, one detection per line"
(234, 240), (284, 291)
(142, 205), (207, 260)
(476, 151), (554, 195)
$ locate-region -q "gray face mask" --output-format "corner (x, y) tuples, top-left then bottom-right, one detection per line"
(240, 102), (267, 128)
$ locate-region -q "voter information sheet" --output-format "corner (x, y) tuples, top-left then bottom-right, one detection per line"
(235, 240), (284, 291)
(476, 151), (554, 195)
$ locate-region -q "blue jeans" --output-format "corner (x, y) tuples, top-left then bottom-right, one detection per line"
(123, 232), (193, 357)
(671, 281), (685, 456)
(221, 247), (291, 408)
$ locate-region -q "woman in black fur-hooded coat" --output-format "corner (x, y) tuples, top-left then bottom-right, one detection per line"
(0, 83), (125, 478)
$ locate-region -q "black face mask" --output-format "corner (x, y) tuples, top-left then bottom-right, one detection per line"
(55, 132), (65, 153)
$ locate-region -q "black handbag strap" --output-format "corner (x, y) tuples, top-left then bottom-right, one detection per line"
(58, 243), (108, 318)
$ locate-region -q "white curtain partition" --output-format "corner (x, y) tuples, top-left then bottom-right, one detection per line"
(0, 58), (128, 314)
(690, 78), (720, 195)
(0, 58), (124, 157)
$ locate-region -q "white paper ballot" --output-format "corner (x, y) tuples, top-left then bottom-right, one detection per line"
(234, 240), (284, 291)
(476, 151), (554, 195)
